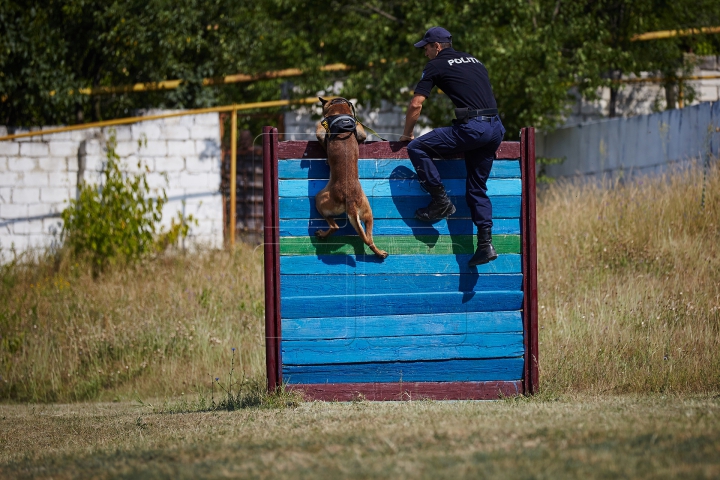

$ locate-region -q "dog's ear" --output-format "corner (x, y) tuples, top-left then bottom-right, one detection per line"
(318, 97), (328, 106)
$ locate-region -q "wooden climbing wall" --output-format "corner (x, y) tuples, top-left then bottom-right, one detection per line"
(263, 126), (538, 400)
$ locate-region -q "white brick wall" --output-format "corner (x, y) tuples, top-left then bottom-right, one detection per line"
(0, 110), (223, 260)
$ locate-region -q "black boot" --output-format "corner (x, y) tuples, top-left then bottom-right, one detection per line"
(415, 185), (456, 221)
(468, 228), (498, 267)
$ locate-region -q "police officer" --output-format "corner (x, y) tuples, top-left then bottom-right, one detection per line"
(399, 27), (506, 267)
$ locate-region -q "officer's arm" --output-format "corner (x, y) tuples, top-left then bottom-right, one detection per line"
(399, 94), (426, 142)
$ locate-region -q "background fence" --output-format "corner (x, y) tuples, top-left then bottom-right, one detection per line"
(538, 100), (720, 181)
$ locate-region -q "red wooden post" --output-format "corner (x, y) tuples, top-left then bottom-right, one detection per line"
(263, 126), (281, 392)
(272, 128), (282, 388)
(520, 128), (539, 394)
(527, 128), (539, 394)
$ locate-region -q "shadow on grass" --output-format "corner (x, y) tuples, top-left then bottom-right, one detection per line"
(154, 379), (302, 414)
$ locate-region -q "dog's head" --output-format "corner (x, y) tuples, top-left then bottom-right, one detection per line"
(319, 97), (354, 117)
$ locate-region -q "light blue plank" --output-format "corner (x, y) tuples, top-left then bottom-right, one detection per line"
(281, 333), (524, 364)
(280, 273), (523, 297)
(283, 358), (524, 383)
(282, 311), (522, 339)
(278, 159), (521, 180)
(279, 218), (520, 236)
(280, 291), (523, 319)
(278, 195), (520, 220)
(280, 253), (521, 275)
(279, 178), (521, 197)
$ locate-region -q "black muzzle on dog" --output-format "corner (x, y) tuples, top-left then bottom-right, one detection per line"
(321, 114), (357, 137)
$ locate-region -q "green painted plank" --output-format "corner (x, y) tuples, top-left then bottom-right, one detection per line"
(280, 234), (520, 256)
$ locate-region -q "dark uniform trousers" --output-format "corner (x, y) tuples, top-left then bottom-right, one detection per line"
(407, 116), (506, 230)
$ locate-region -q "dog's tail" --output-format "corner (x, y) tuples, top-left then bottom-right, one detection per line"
(348, 209), (388, 259)
(348, 211), (368, 239)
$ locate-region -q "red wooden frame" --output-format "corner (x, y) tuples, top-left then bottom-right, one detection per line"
(520, 128), (539, 394)
(262, 126), (281, 391)
(263, 130), (538, 399)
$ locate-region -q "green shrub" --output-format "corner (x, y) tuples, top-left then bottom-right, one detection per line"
(60, 131), (192, 273)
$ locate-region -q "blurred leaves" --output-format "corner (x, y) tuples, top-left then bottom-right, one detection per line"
(1, 0), (719, 136)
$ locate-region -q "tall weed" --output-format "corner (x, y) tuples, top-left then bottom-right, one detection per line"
(61, 131), (193, 275)
(1, 162), (719, 402)
(539, 161), (720, 394)
(0, 245), (265, 402)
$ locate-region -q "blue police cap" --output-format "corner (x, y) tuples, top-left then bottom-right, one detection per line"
(414, 27), (452, 48)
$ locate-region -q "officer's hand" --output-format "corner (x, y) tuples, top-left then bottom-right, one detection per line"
(399, 135), (414, 142)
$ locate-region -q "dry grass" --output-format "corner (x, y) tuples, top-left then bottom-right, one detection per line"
(1, 394), (719, 479)
(0, 244), (266, 402)
(2, 161), (720, 478)
(538, 162), (720, 394)
(1, 162), (719, 404)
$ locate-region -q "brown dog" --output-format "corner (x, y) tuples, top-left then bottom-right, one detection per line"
(314, 97), (388, 259)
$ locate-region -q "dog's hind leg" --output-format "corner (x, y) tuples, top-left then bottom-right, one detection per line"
(349, 210), (388, 259)
(315, 216), (340, 239)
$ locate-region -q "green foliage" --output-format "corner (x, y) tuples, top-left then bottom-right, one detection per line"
(60, 131), (190, 273)
(2, 0), (720, 135)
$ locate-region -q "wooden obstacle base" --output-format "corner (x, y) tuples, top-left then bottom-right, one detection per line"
(288, 381), (523, 401)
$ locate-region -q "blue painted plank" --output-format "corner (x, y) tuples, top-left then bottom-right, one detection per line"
(278, 159), (521, 180)
(279, 253), (521, 275)
(282, 311), (523, 340)
(280, 273), (523, 297)
(279, 218), (521, 236)
(279, 178), (521, 197)
(281, 333), (524, 364)
(279, 195), (521, 220)
(284, 360), (523, 383)
(281, 291), (523, 319)
(283, 358), (524, 383)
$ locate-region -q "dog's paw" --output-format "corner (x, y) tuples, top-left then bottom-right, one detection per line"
(377, 250), (389, 259)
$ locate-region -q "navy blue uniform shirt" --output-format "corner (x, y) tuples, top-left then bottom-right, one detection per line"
(414, 48), (497, 110)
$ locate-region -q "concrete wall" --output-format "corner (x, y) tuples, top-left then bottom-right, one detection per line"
(538, 100), (720, 181)
(0, 111), (223, 258)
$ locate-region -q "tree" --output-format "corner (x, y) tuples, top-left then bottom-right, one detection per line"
(0, 0), (285, 126)
(2, 0), (719, 135)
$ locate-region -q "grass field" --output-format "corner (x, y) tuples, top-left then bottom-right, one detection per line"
(1, 162), (719, 478)
(2, 394), (720, 479)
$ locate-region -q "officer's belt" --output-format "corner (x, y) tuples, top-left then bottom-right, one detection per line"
(466, 108), (498, 117)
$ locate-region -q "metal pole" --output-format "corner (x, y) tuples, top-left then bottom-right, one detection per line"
(230, 108), (237, 247)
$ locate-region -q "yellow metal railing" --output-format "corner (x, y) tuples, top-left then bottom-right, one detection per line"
(631, 25), (720, 42)
(60, 63), (350, 96)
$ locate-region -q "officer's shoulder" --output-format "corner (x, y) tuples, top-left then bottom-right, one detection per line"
(423, 60), (440, 73)
(453, 50), (479, 60)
